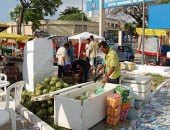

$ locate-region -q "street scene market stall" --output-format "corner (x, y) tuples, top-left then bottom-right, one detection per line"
(0, 32), (32, 78)
(1, 2), (170, 130)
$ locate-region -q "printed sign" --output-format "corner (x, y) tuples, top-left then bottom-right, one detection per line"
(86, 0), (155, 11)
(104, 0), (155, 8)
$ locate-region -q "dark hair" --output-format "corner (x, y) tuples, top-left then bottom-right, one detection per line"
(90, 35), (94, 40)
(87, 38), (90, 42)
(98, 41), (108, 48)
(64, 43), (69, 48)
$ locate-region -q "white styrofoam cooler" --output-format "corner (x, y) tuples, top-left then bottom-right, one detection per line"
(54, 83), (118, 130)
(122, 76), (152, 100)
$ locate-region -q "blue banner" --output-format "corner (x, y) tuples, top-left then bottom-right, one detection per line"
(104, 0), (155, 9)
(86, 0), (99, 11)
(148, 4), (170, 29)
(86, 0), (155, 11)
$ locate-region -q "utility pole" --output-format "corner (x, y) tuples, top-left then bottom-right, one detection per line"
(82, 0), (84, 32)
(142, 0), (145, 65)
(99, 0), (104, 37)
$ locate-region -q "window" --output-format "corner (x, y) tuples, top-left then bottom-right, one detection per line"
(111, 23), (114, 27)
(12, 26), (17, 33)
(75, 25), (87, 33)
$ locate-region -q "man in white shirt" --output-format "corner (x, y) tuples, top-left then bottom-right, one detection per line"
(85, 38), (90, 62)
(56, 43), (69, 77)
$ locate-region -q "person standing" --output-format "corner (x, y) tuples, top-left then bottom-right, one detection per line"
(85, 38), (90, 62)
(67, 40), (75, 63)
(56, 43), (69, 77)
(98, 41), (121, 84)
(88, 35), (98, 74)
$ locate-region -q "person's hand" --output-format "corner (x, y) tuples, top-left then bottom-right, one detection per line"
(100, 76), (108, 83)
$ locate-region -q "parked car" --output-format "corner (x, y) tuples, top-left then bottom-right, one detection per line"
(34, 31), (51, 38)
(96, 45), (135, 64)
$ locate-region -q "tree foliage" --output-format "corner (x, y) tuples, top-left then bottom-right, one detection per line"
(125, 22), (136, 35)
(10, 0), (62, 34)
(58, 13), (89, 21)
(60, 6), (81, 16)
(158, 0), (170, 4)
(58, 6), (89, 21)
(107, 0), (170, 27)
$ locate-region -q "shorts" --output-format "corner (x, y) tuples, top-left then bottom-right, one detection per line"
(108, 77), (120, 84)
(90, 57), (96, 66)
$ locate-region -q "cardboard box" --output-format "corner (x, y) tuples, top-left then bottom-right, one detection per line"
(54, 83), (119, 130)
(120, 62), (136, 70)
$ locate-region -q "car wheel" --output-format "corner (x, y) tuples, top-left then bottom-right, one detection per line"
(129, 57), (134, 62)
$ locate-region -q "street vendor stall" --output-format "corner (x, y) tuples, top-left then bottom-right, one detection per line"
(68, 32), (105, 58)
(0, 32), (32, 74)
(136, 28), (170, 65)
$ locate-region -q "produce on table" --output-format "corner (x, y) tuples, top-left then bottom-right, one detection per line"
(20, 76), (71, 129)
(21, 95), (54, 120)
(34, 76), (70, 96)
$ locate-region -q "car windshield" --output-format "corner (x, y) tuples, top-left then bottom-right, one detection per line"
(39, 32), (50, 37)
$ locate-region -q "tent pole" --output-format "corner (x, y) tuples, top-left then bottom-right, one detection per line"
(142, 0), (145, 65)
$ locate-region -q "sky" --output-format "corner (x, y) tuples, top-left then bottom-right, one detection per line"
(0, 0), (89, 23)
(0, 0), (135, 23)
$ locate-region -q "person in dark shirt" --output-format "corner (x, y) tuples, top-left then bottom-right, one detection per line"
(71, 59), (90, 83)
(67, 40), (75, 63)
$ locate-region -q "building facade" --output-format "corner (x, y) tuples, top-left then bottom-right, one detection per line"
(5, 18), (125, 37)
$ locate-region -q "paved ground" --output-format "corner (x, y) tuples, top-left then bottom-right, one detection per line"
(0, 118), (33, 130)
(136, 85), (170, 130)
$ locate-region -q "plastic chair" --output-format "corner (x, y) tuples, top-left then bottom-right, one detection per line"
(2, 66), (20, 82)
(0, 73), (8, 92)
(0, 73), (10, 101)
(0, 81), (25, 130)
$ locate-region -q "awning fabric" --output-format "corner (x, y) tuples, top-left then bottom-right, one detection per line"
(0, 24), (10, 32)
(0, 32), (32, 42)
(136, 28), (167, 36)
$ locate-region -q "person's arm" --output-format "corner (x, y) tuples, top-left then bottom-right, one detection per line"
(101, 66), (115, 83)
(62, 57), (65, 64)
(62, 49), (67, 65)
(97, 64), (105, 74)
(88, 43), (92, 56)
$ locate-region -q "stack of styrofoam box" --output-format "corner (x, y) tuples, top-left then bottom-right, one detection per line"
(106, 94), (122, 126)
(114, 86), (130, 121)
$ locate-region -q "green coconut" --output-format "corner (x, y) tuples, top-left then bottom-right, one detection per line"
(49, 80), (56, 86)
(43, 89), (49, 94)
(51, 76), (59, 82)
(55, 82), (62, 88)
(36, 90), (42, 96)
(63, 83), (69, 88)
(47, 107), (54, 115)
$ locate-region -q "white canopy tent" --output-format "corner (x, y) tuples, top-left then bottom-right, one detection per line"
(68, 32), (105, 58)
